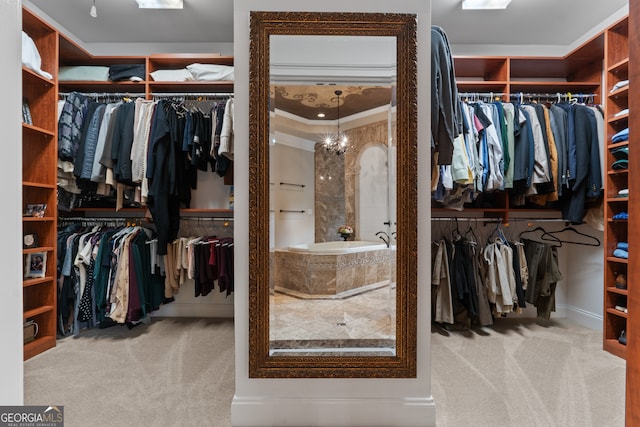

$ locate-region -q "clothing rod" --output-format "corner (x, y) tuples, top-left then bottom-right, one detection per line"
(431, 217), (568, 223)
(58, 217), (144, 223)
(58, 92), (145, 98)
(508, 218), (569, 223)
(458, 92), (506, 97)
(509, 92), (596, 99)
(179, 217), (234, 221)
(150, 92), (234, 98)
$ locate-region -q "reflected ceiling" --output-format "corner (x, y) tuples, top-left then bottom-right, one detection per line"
(271, 85), (393, 120)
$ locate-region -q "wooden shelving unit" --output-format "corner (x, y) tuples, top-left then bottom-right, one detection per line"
(22, 7), (59, 360)
(603, 15), (630, 360)
(55, 18), (235, 211)
(21, 6), (235, 359)
(445, 33), (604, 222)
(627, 2), (640, 423)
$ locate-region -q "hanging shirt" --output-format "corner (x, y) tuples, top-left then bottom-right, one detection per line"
(432, 240), (454, 324)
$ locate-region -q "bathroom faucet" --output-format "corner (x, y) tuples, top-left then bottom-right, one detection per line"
(376, 231), (390, 248)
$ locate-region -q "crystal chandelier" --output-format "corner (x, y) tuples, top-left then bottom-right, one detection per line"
(322, 90), (350, 155)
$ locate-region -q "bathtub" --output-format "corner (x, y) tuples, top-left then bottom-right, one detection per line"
(272, 240), (396, 298)
(289, 240), (387, 254)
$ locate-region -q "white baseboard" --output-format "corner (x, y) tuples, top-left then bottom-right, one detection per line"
(230, 395), (436, 427)
(564, 305), (603, 331)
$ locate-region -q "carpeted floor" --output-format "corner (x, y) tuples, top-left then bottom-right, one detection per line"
(24, 318), (235, 427)
(431, 318), (626, 427)
(24, 316), (626, 427)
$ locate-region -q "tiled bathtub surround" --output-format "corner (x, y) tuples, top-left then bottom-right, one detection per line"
(273, 246), (396, 297)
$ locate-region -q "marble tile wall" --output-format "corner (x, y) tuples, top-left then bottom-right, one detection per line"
(314, 119), (396, 243)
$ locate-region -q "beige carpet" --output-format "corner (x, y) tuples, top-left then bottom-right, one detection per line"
(431, 318), (626, 427)
(24, 317), (626, 427)
(24, 318), (235, 427)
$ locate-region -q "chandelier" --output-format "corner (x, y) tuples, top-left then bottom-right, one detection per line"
(322, 90), (350, 155)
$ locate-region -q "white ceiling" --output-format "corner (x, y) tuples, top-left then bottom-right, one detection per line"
(26, 0), (628, 50)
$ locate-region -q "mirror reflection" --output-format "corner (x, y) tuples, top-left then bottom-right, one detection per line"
(268, 35), (397, 356)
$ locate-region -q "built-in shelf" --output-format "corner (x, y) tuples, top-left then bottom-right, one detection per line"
(22, 6), (59, 360)
(603, 16), (630, 363)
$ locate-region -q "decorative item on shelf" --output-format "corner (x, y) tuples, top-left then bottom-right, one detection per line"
(23, 320), (38, 344)
(337, 225), (353, 241)
(619, 330), (627, 346)
(23, 233), (39, 249)
(24, 252), (47, 279)
(23, 203), (47, 218)
(615, 273), (628, 290)
(22, 101), (33, 125)
(321, 90), (351, 155)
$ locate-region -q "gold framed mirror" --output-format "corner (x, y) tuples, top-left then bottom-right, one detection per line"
(249, 11), (417, 378)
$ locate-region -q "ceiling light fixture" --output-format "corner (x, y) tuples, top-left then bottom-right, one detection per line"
(136, 0), (184, 9)
(462, 0), (511, 10)
(89, 0), (97, 18)
(322, 90), (350, 155)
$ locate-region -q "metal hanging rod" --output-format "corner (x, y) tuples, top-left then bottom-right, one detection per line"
(59, 92), (145, 98)
(58, 217), (146, 226)
(280, 182), (305, 188)
(179, 217), (234, 221)
(59, 217), (135, 222)
(280, 209), (306, 213)
(431, 217), (568, 223)
(150, 92), (234, 99)
(431, 217), (501, 222)
(510, 92), (596, 101)
(509, 218), (569, 223)
(458, 92), (506, 98)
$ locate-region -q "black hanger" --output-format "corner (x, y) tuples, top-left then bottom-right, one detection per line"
(519, 226), (562, 247)
(542, 225), (601, 247)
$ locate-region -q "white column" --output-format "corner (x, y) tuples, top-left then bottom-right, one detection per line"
(232, 1), (434, 425)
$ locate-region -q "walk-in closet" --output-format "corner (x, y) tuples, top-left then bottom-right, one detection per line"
(0, 0), (638, 426)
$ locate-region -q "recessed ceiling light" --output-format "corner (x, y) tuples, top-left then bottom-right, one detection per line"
(317, 113), (326, 118)
(136, 0), (183, 9)
(462, 0), (511, 10)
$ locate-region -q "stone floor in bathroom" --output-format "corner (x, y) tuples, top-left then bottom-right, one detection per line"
(269, 285), (396, 347)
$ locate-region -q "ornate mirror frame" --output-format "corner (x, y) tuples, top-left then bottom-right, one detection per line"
(249, 11), (417, 378)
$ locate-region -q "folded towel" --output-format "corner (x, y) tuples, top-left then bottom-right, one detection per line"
(613, 248), (628, 259)
(617, 242), (628, 251)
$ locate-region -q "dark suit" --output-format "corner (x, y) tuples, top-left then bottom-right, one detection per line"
(431, 26), (461, 165)
(561, 104), (601, 223)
